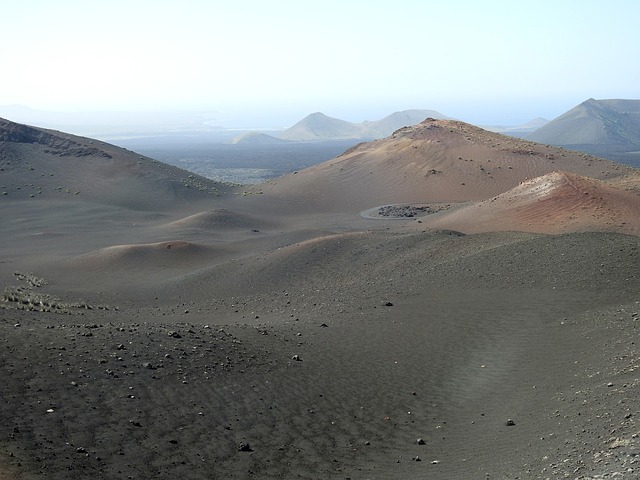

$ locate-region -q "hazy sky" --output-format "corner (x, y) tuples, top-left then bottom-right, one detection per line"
(2, 0), (639, 127)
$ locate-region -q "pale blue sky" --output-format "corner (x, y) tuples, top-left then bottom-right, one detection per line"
(2, 0), (639, 127)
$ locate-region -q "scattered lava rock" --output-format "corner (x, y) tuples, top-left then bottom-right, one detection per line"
(238, 442), (253, 452)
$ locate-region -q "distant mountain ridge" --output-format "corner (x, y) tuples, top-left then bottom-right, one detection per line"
(528, 98), (640, 145)
(280, 109), (450, 141)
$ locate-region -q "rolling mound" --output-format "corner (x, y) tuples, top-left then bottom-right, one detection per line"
(78, 240), (201, 262)
(71, 241), (220, 272)
(255, 118), (637, 217)
(53, 241), (228, 300)
(163, 208), (273, 232)
(424, 171), (640, 235)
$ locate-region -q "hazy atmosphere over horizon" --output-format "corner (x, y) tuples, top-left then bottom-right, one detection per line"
(2, 0), (639, 128)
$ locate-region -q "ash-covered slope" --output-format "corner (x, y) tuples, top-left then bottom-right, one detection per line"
(0, 117), (228, 210)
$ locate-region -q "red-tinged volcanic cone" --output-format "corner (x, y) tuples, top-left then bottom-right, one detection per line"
(422, 171), (640, 236)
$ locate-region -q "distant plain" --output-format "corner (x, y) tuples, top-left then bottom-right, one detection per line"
(115, 135), (359, 184)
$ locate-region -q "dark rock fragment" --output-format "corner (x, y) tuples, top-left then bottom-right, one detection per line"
(238, 442), (253, 452)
